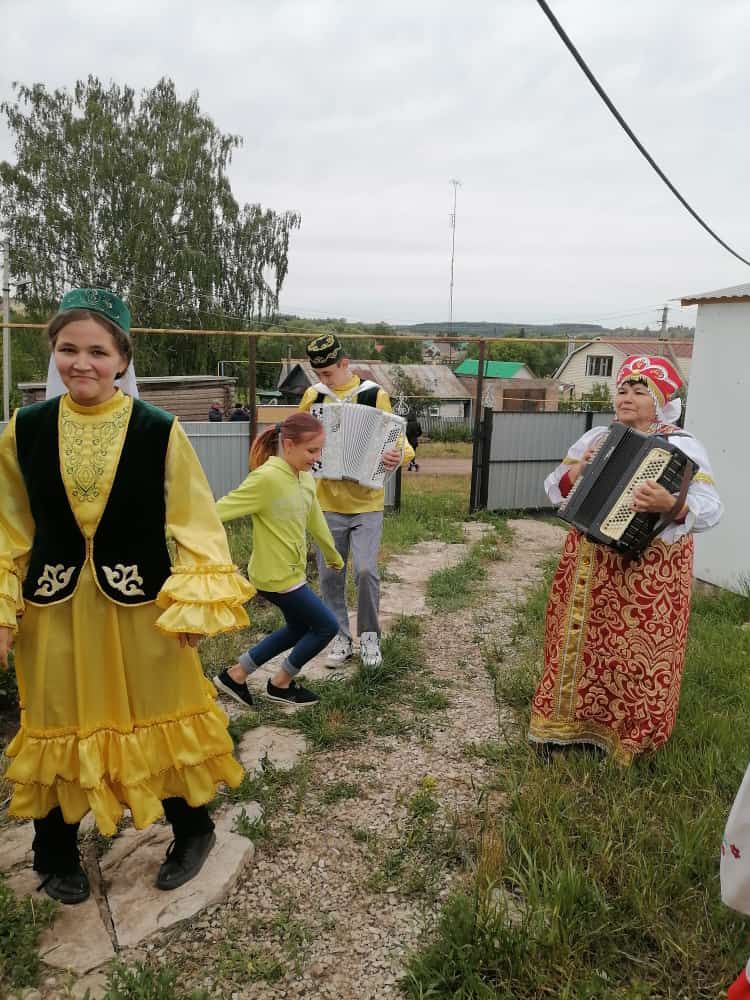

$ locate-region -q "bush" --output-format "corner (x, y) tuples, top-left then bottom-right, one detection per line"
(426, 422), (473, 443)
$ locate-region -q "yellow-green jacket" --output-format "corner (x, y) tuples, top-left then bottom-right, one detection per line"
(216, 456), (344, 592)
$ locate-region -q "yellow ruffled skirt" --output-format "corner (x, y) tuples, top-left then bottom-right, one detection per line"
(5, 566), (244, 835)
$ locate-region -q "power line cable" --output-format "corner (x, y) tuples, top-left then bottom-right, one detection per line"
(534, 0), (750, 267)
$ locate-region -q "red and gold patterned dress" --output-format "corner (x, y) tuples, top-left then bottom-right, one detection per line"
(528, 421), (722, 764)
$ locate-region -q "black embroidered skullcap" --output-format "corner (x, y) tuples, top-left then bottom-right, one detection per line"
(306, 333), (343, 369)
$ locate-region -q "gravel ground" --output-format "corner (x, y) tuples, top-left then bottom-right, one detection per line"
(147, 518), (566, 1000)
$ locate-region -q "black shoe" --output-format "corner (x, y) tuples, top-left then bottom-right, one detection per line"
(37, 865), (90, 905)
(266, 679), (319, 706)
(156, 830), (216, 891)
(213, 669), (254, 708)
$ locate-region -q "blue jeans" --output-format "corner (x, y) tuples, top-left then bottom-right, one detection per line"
(239, 584), (339, 678)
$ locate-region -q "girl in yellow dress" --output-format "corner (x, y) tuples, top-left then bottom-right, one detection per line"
(0, 289), (253, 904)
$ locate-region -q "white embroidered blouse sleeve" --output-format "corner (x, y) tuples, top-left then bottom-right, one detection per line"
(659, 433), (723, 543)
(544, 426), (609, 506)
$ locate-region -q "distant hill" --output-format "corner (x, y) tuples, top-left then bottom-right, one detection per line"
(397, 322), (606, 337)
(395, 322), (694, 339)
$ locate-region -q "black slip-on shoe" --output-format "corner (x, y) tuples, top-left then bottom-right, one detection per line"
(266, 679), (319, 706)
(37, 865), (90, 905)
(213, 669), (254, 708)
(156, 830), (216, 891)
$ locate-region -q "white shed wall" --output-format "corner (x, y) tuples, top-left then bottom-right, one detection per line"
(684, 302), (749, 592)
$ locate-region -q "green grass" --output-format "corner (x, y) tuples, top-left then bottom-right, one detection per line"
(404, 574), (750, 999)
(0, 880), (57, 993)
(382, 483), (468, 556)
(276, 616), (426, 750)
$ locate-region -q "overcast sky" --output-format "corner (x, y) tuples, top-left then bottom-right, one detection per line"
(2, 0), (748, 328)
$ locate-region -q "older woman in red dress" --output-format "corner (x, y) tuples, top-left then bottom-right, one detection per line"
(528, 355), (723, 764)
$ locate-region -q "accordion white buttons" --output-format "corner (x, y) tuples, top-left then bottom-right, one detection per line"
(310, 402), (406, 490)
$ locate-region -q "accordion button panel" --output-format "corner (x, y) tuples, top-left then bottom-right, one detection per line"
(600, 447), (671, 540)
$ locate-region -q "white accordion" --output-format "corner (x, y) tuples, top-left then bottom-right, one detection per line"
(310, 401), (406, 490)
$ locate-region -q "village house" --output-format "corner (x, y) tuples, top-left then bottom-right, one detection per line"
(454, 358), (571, 412)
(553, 336), (693, 401)
(277, 359), (471, 419)
(421, 338), (468, 365)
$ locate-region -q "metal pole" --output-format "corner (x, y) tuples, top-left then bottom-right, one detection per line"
(448, 179), (460, 334)
(2, 240), (10, 421)
(248, 333), (257, 441)
(469, 338), (486, 512)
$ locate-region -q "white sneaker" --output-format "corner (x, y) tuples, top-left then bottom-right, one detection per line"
(326, 633), (353, 667)
(359, 631), (383, 668)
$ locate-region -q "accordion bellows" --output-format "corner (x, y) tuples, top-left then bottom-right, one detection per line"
(559, 423), (697, 555)
(310, 402), (406, 490)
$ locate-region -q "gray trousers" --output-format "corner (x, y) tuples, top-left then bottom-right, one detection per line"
(316, 510), (383, 639)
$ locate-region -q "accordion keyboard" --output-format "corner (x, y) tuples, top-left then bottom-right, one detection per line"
(600, 448), (671, 540)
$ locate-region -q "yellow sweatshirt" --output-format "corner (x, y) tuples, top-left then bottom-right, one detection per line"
(216, 456), (344, 592)
(299, 374), (414, 514)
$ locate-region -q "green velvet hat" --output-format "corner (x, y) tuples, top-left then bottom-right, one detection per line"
(58, 288), (131, 334)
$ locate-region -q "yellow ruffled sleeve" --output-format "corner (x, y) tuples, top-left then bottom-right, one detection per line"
(155, 420), (256, 636)
(0, 414), (34, 632)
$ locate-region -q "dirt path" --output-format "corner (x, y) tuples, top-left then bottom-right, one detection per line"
(405, 457), (472, 476)
(153, 518), (565, 999)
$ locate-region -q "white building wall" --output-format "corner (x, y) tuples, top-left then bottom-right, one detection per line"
(433, 400), (465, 418)
(684, 302), (749, 592)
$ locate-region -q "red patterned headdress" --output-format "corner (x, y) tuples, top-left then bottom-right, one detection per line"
(616, 355), (683, 408)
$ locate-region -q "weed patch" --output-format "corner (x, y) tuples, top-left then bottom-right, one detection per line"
(100, 961), (210, 999)
(322, 780), (361, 805)
(426, 527), (510, 614)
(366, 778), (471, 901)
(0, 880), (57, 993)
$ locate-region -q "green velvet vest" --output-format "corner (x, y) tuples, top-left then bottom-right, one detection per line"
(15, 396), (174, 606)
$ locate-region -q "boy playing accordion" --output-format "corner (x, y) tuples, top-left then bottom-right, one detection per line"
(299, 334), (413, 668)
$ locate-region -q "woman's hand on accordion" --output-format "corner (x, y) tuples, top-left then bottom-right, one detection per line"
(632, 480), (685, 516)
(382, 448), (402, 472)
(568, 447), (597, 485)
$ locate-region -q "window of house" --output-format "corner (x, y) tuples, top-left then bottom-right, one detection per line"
(428, 405), (440, 417)
(586, 355), (613, 377)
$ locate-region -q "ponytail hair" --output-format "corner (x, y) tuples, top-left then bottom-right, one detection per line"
(250, 411), (324, 470)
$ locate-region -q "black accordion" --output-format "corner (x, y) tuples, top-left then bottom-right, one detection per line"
(559, 423), (698, 556)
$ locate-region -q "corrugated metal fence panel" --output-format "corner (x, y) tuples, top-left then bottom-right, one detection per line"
(182, 421), (251, 498)
(486, 411), (614, 511)
(490, 412), (589, 462)
(487, 461), (554, 510)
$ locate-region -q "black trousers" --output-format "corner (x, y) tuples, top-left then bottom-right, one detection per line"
(32, 798), (214, 874)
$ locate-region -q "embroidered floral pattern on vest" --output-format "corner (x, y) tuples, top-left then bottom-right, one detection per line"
(35, 564), (76, 597)
(102, 564), (146, 597)
(60, 403), (131, 502)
